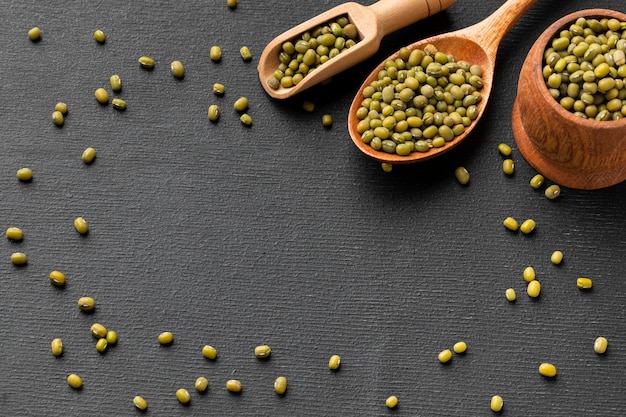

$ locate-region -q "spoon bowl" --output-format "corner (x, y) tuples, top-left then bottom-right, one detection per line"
(348, 0), (539, 164)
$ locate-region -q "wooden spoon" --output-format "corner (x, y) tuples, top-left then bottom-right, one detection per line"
(348, 0), (540, 164)
(258, 0), (455, 100)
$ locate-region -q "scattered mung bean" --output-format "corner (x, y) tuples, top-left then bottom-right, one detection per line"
(322, 114), (333, 127)
(505, 288), (517, 301)
(538, 362), (557, 377)
(16, 168), (32, 181)
(90, 323), (107, 338)
(112, 98), (126, 110)
(138, 55), (155, 69)
(95, 88), (109, 104)
(594, 336), (608, 354)
(52, 110), (64, 126)
(254, 345), (271, 358)
(226, 379), (242, 392)
(82, 147), (96, 164)
(502, 158), (515, 175)
(95, 338), (108, 353)
(195, 376), (209, 392)
(527, 280), (541, 298)
(302, 100), (315, 112)
(109, 74), (122, 91)
(93, 29), (106, 43)
(74, 217), (89, 234)
(170, 60), (185, 78)
(240, 46), (252, 61)
(274, 376), (288, 395)
(106, 330), (118, 344)
(55, 102), (68, 115)
(133, 396), (148, 410)
(176, 388), (191, 404)
(11, 252), (27, 265)
(386, 395), (399, 409)
(503, 217), (519, 231)
(453, 341), (467, 354)
(551, 250), (563, 265)
(158, 331), (174, 345)
(454, 166), (470, 184)
(523, 266), (536, 282)
(51, 338), (63, 356)
(490, 395), (504, 412)
(240, 113), (252, 126)
(210, 46), (222, 62)
(545, 184), (561, 199)
(67, 373), (83, 389)
(329, 354), (341, 370)
(6, 227), (23, 241)
(438, 349), (452, 363)
(530, 174), (545, 189)
(381, 163), (393, 173)
(233, 97), (249, 112)
(576, 277), (593, 289)
(28, 27), (41, 41)
(202, 345), (217, 359)
(497, 143), (512, 156)
(208, 104), (220, 122)
(213, 83), (225, 95)
(520, 219), (536, 234)
(78, 296), (96, 311)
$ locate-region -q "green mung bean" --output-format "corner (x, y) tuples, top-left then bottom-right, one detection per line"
(195, 376), (209, 392)
(226, 379), (242, 392)
(138, 55), (155, 69)
(438, 349), (452, 363)
(28, 27), (41, 41)
(90, 323), (107, 338)
(95, 338), (108, 353)
(274, 376), (287, 395)
(302, 100), (315, 112)
(6, 227), (23, 241)
(170, 61), (185, 78)
(594, 337), (608, 354)
(11, 252), (27, 265)
(67, 373), (83, 389)
(133, 396), (148, 410)
(240, 113), (252, 126)
(329, 354), (341, 370)
(386, 396), (399, 409)
(520, 219), (536, 234)
(539, 362), (557, 377)
(530, 174), (545, 189)
(106, 330), (117, 344)
(52, 110), (64, 126)
(322, 114), (333, 127)
(527, 280), (541, 298)
(498, 143), (512, 156)
(208, 104), (220, 122)
(176, 388), (191, 404)
(202, 344), (217, 359)
(50, 271), (67, 287)
(576, 277), (593, 289)
(213, 83), (225, 95)
(74, 217), (89, 234)
(381, 163), (393, 173)
(453, 341), (467, 354)
(109, 74), (122, 91)
(55, 102), (68, 115)
(93, 29), (106, 43)
(16, 168), (32, 181)
(111, 98), (126, 110)
(551, 250), (563, 265)
(51, 338), (63, 356)
(490, 395), (504, 412)
(78, 296), (95, 311)
(503, 217), (519, 231)
(210, 46), (222, 61)
(454, 166), (470, 185)
(240, 46), (252, 61)
(502, 159), (515, 175)
(95, 88), (108, 104)
(233, 97), (248, 111)
(505, 288), (517, 301)
(82, 147), (96, 164)
(254, 345), (271, 358)
(158, 331), (174, 345)
(545, 184), (561, 199)
(523, 266), (536, 282)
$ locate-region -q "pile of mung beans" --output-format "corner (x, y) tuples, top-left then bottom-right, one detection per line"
(266, 15), (359, 89)
(355, 44), (484, 156)
(543, 17), (626, 120)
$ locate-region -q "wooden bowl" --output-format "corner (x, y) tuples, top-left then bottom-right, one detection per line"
(512, 9), (626, 190)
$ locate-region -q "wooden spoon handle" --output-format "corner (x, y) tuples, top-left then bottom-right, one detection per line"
(368, 0), (456, 36)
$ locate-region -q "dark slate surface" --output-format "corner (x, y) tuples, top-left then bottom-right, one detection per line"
(1, 1), (625, 416)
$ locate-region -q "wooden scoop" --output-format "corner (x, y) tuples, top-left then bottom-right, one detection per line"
(257, 0), (456, 99)
(348, 0), (539, 164)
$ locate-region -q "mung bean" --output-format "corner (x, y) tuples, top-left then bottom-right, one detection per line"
(6, 227), (23, 241)
(213, 83), (225, 95)
(576, 277), (593, 289)
(67, 373), (83, 389)
(93, 29), (106, 43)
(386, 395), (399, 409)
(133, 396), (148, 410)
(170, 60), (185, 78)
(490, 395), (504, 412)
(240, 113), (252, 126)
(82, 147), (96, 164)
(195, 376), (209, 392)
(502, 158), (515, 175)
(106, 330), (118, 344)
(112, 98), (126, 110)
(95, 338), (108, 353)
(530, 174), (545, 189)
(16, 168), (32, 181)
(176, 388), (191, 404)
(51, 338), (63, 356)
(523, 266), (536, 282)
(497, 143), (512, 156)
(109, 74), (122, 91)
(95, 88), (108, 104)
(210, 46), (222, 61)
(138, 55), (155, 69)
(545, 184), (561, 199)
(158, 331), (174, 345)
(438, 349), (452, 363)
(11, 252), (27, 265)
(74, 217), (89, 234)
(594, 336), (608, 354)
(520, 219), (536, 234)
(28, 27), (41, 41)
(50, 269), (67, 286)
(453, 341), (467, 354)
(90, 323), (107, 338)
(527, 280), (541, 298)
(240, 46), (252, 61)
(454, 166), (470, 184)
(52, 110), (64, 126)
(381, 163), (393, 173)
(328, 354), (341, 370)
(538, 362), (557, 377)
(322, 114), (333, 127)
(274, 376), (287, 395)
(503, 217), (519, 231)
(505, 288), (517, 301)
(302, 100), (315, 112)
(226, 379), (242, 392)
(551, 250), (563, 265)
(233, 97), (248, 112)
(254, 345), (271, 359)
(208, 104), (220, 122)
(55, 102), (68, 115)
(202, 344), (217, 359)
(78, 296), (96, 311)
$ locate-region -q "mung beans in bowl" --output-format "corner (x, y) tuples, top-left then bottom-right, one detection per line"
(513, 9), (626, 190)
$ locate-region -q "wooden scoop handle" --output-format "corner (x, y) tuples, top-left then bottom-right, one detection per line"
(368, 0), (456, 36)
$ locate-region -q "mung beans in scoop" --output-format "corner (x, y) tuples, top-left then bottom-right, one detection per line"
(354, 44), (484, 156)
(266, 15), (359, 89)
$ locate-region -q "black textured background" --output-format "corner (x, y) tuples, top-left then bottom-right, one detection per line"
(1, 1), (625, 416)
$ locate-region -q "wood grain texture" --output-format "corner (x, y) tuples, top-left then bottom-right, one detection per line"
(1, 1), (625, 416)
